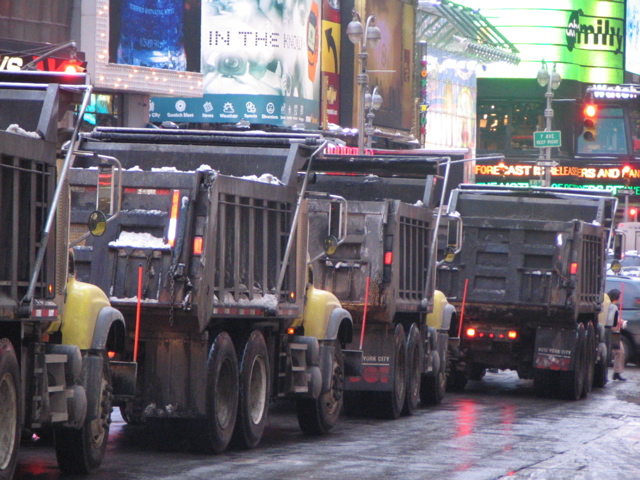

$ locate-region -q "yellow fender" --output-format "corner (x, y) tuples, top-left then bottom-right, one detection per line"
(427, 290), (454, 330)
(48, 276), (125, 350)
(300, 285), (353, 342)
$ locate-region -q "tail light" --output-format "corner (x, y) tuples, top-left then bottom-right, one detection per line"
(570, 262), (578, 275)
(167, 189), (180, 247)
(193, 236), (203, 255)
(466, 328), (476, 337)
(384, 251), (393, 265)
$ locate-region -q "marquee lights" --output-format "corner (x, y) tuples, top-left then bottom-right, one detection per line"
(91, 0), (203, 96)
(475, 163), (640, 180)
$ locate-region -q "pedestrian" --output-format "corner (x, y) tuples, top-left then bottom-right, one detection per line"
(608, 288), (627, 381)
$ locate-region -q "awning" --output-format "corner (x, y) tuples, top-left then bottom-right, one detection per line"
(416, 0), (520, 65)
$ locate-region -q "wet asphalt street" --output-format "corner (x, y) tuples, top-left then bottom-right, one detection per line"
(14, 366), (640, 480)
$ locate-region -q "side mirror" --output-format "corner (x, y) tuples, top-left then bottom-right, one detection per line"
(88, 210), (107, 237)
(613, 231), (624, 261)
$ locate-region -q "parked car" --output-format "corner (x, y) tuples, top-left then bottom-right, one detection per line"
(605, 275), (640, 365)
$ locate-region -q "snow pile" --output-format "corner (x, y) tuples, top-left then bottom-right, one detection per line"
(108, 231), (172, 250)
(6, 124), (41, 139)
(241, 173), (283, 185)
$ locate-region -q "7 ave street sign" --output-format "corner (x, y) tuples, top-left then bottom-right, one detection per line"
(534, 130), (562, 148)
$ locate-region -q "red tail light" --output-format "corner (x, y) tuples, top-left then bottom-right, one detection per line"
(508, 330), (518, 339)
(570, 262), (578, 275)
(466, 328), (476, 337)
(193, 236), (203, 255)
(167, 190), (180, 247)
(384, 251), (393, 265)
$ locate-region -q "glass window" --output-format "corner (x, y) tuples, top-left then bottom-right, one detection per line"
(576, 107), (627, 155)
(477, 101), (544, 152)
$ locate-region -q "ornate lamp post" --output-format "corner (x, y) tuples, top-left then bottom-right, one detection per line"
(364, 86), (383, 148)
(536, 59), (561, 187)
(347, 11), (381, 154)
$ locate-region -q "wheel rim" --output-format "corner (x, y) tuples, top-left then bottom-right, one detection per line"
(0, 371), (18, 470)
(216, 357), (236, 428)
(90, 372), (110, 448)
(323, 354), (344, 416)
(408, 347), (420, 402)
(248, 355), (267, 425)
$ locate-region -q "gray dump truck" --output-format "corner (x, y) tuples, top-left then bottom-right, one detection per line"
(0, 73), (128, 478)
(68, 127), (358, 453)
(305, 154), (460, 419)
(437, 185), (617, 400)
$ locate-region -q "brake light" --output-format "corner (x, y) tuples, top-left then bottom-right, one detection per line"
(508, 330), (518, 339)
(167, 190), (180, 247)
(570, 262), (578, 275)
(466, 328), (476, 337)
(108, 351), (116, 359)
(384, 251), (393, 265)
(193, 236), (203, 255)
(287, 327), (296, 335)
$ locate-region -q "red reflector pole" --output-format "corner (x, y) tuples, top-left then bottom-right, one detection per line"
(458, 278), (469, 339)
(359, 276), (371, 350)
(134, 264), (143, 362)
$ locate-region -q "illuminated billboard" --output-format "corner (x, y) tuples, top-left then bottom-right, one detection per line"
(458, 0), (624, 84)
(85, 0), (203, 96)
(627, 0), (640, 75)
(474, 160), (640, 195)
(151, 0), (321, 127)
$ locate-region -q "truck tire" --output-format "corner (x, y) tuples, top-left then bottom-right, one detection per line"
(0, 339), (21, 480)
(55, 354), (113, 474)
(297, 341), (344, 435)
(582, 322), (596, 398)
(202, 331), (238, 454)
(559, 324), (586, 401)
(402, 324), (423, 416)
(533, 368), (553, 398)
(469, 363), (487, 381)
(375, 324), (406, 420)
(593, 340), (608, 388)
(232, 330), (269, 449)
(421, 350), (446, 405)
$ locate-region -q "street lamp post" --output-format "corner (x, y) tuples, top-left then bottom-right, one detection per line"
(365, 86), (383, 148)
(536, 60), (561, 187)
(347, 11), (381, 154)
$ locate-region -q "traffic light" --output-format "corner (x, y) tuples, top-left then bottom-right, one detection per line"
(582, 104), (597, 141)
(630, 206), (638, 222)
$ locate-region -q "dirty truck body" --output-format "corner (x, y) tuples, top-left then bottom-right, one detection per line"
(69, 127), (355, 452)
(0, 74), (128, 479)
(438, 185), (616, 399)
(305, 154), (458, 418)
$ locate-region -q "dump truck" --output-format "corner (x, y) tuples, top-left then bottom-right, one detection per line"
(0, 72), (129, 479)
(304, 153), (460, 418)
(437, 185), (617, 399)
(68, 127), (358, 453)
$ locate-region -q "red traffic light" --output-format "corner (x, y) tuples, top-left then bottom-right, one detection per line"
(630, 207), (638, 221)
(584, 104), (597, 117)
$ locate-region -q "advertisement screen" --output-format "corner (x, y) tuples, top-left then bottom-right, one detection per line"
(109, 0), (201, 72)
(627, 0), (640, 75)
(458, 0), (624, 84)
(151, 0), (321, 127)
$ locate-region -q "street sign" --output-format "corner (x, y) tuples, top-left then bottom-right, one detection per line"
(529, 179), (543, 187)
(533, 130), (562, 148)
(536, 160), (558, 167)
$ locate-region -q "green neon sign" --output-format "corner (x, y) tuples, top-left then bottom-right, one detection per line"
(458, 0), (624, 83)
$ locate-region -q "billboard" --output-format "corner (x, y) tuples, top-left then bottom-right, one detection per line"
(151, 0), (322, 127)
(458, 0), (625, 84)
(627, 0), (640, 75)
(86, 0), (203, 96)
(474, 160), (640, 195)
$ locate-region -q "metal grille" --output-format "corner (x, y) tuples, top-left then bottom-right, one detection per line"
(397, 215), (430, 301)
